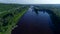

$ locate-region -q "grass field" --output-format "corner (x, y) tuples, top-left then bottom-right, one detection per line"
(0, 3), (29, 34)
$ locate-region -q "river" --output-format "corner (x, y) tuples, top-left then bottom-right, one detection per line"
(11, 6), (55, 34)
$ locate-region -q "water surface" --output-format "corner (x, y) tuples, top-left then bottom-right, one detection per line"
(11, 7), (54, 34)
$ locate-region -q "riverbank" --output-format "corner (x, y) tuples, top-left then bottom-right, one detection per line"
(0, 4), (29, 34)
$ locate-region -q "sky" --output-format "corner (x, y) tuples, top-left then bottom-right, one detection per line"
(0, 0), (60, 4)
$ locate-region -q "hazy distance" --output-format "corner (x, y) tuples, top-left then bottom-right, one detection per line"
(0, 0), (60, 4)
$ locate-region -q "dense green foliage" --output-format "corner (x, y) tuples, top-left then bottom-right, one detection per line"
(0, 3), (29, 34)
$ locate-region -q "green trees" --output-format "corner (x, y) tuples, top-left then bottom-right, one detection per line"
(0, 4), (29, 34)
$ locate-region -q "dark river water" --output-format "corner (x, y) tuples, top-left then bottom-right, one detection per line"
(11, 7), (55, 34)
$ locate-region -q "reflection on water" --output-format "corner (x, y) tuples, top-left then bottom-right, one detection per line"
(11, 7), (54, 34)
